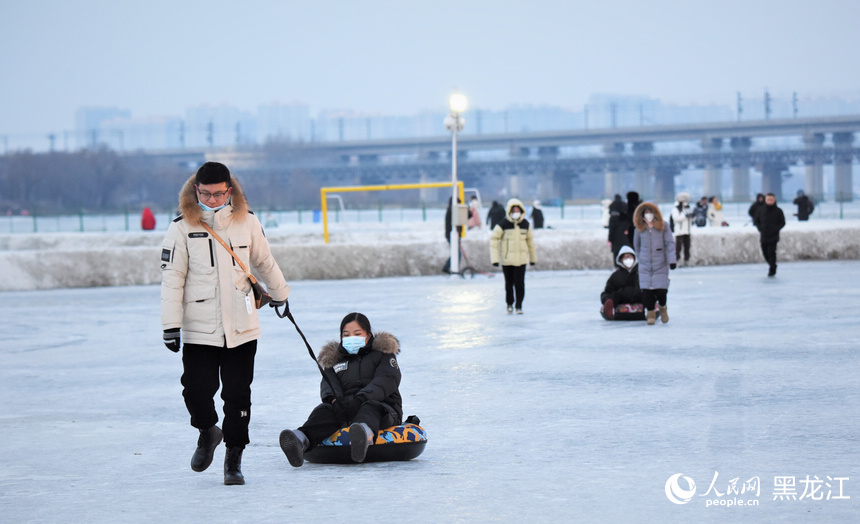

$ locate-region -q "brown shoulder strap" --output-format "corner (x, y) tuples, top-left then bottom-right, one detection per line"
(199, 222), (259, 284)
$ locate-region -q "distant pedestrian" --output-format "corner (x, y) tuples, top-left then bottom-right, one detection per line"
(486, 200), (506, 230)
(670, 192), (693, 265)
(607, 196), (631, 259)
(793, 190), (814, 221)
(625, 191), (641, 245)
(753, 193), (786, 277)
(633, 202), (676, 325)
(748, 193), (765, 224)
(693, 197), (708, 228)
(490, 198), (536, 314)
(141, 207), (156, 230)
(608, 194), (626, 218)
(707, 196), (727, 227)
(530, 200), (544, 229)
(443, 197), (467, 273)
(467, 195), (482, 229)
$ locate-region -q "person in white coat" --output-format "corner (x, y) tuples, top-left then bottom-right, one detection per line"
(670, 192), (693, 266)
(160, 162), (290, 485)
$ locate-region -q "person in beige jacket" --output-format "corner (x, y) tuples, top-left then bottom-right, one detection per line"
(160, 162), (289, 485)
(489, 198), (537, 314)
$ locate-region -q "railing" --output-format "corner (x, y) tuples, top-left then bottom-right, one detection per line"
(2, 201), (859, 235)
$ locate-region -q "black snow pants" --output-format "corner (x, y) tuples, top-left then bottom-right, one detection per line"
(502, 264), (527, 309)
(298, 402), (391, 449)
(181, 340), (257, 449)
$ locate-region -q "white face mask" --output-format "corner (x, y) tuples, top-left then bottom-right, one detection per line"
(622, 257), (635, 268)
(644, 212), (655, 222)
(510, 212), (522, 220)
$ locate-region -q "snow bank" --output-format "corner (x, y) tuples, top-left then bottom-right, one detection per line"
(1, 220), (858, 291)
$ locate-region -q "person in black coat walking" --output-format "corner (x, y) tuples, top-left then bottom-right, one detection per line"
(793, 190), (814, 221)
(748, 193), (765, 223)
(753, 193), (786, 277)
(279, 312), (402, 466)
(625, 191), (641, 245)
(486, 200), (506, 230)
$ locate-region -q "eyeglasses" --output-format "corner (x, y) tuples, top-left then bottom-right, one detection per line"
(196, 187), (230, 200)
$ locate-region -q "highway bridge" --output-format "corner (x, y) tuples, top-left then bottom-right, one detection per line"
(140, 114), (860, 202)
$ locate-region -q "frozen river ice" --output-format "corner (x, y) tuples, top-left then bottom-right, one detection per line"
(1, 260), (858, 522)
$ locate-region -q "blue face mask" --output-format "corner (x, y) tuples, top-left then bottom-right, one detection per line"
(342, 336), (366, 354)
(198, 201), (227, 212)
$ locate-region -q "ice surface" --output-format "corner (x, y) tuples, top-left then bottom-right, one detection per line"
(1, 260), (858, 522)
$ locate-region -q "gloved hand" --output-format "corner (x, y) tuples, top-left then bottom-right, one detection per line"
(270, 299), (288, 309)
(530, 262), (535, 266)
(163, 328), (180, 353)
(492, 262), (499, 267)
(670, 263), (677, 270)
(336, 396), (363, 421)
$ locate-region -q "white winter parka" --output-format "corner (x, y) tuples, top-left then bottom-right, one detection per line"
(160, 175), (290, 348)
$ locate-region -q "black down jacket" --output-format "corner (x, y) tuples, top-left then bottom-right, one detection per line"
(600, 245), (643, 305)
(317, 331), (403, 426)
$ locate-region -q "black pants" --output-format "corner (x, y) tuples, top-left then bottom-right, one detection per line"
(641, 289), (668, 310)
(760, 240), (778, 272)
(502, 264), (527, 309)
(675, 234), (690, 262)
(181, 340), (257, 449)
(298, 402), (390, 450)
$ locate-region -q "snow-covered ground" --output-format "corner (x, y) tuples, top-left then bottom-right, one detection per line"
(1, 261), (858, 522)
(0, 202), (859, 291)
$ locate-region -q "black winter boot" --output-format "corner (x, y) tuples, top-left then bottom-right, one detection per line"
(190, 426), (222, 472)
(224, 446), (245, 485)
(279, 429), (309, 468)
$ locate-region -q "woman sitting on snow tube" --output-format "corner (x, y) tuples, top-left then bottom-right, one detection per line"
(279, 312), (423, 466)
(600, 245), (646, 321)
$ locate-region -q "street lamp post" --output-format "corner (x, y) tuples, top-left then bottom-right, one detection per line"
(444, 92), (467, 275)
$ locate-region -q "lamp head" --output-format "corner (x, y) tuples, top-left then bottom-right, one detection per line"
(449, 93), (468, 113)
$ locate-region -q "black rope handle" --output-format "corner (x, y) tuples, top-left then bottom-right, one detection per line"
(275, 302), (342, 403)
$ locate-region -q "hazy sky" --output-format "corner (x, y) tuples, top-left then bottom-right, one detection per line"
(2, 0), (859, 138)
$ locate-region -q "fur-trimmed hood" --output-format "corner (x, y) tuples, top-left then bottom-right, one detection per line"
(317, 331), (400, 369)
(177, 174), (249, 226)
(633, 202), (665, 232)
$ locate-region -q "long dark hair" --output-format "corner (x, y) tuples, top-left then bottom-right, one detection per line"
(339, 312), (372, 339)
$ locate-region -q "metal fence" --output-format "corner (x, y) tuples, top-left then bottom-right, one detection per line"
(1, 200), (858, 234)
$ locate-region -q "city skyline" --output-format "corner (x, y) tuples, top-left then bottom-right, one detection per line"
(3, 0), (860, 148)
(9, 90), (860, 153)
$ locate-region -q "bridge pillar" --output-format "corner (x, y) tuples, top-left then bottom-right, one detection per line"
(803, 133), (825, 202)
(538, 146), (559, 159)
(760, 163), (784, 200)
(653, 165), (677, 203)
(729, 137), (751, 202)
(701, 138), (723, 197)
(632, 142), (654, 200)
(603, 142), (625, 199)
(833, 132), (854, 202)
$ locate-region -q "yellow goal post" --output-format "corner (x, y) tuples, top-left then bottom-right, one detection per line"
(320, 181), (465, 243)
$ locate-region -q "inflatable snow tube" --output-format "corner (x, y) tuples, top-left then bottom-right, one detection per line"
(601, 303), (646, 321)
(303, 422), (427, 464)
